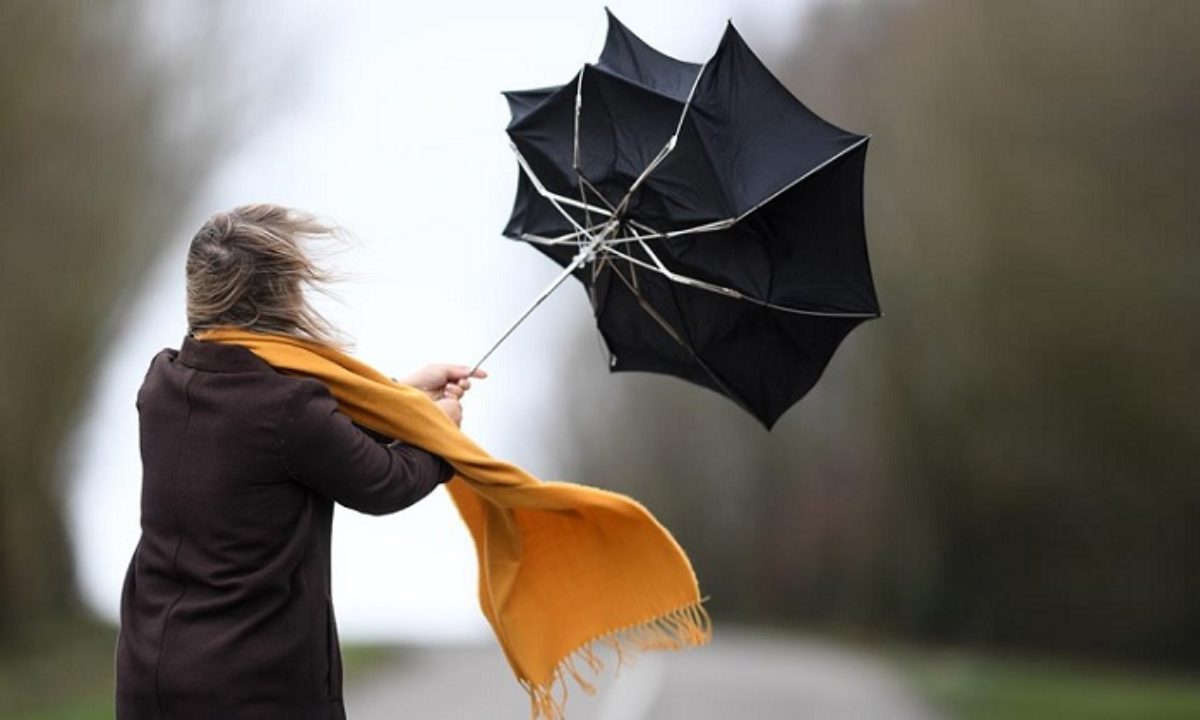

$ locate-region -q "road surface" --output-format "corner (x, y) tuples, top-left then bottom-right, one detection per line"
(345, 627), (942, 720)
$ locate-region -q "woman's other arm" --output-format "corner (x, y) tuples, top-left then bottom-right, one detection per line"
(279, 380), (453, 515)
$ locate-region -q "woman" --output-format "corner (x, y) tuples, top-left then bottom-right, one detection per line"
(114, 204), (482, 719)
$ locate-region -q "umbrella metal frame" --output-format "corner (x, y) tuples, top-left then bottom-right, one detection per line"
(473, 56), (876, 374)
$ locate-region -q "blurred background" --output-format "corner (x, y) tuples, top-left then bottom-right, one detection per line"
(1, 1), (1197, 719)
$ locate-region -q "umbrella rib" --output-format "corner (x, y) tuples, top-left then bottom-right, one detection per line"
(600, 242), (878, 319)
(605, 58), (710, 221)
(571, 66), (622, 230)
(580, 218), (734, 249)
(520, 225), (606, 247)
(609, 137), (870, 242)
(510, 143), (614, 220)
(625, 217), (735, 240)
(572, 70), (584, 174)
(579, 176), (616, 212)
(572, 71), (598, 234)
(608, 261), (689, 348)
(734, 136), (871, 222)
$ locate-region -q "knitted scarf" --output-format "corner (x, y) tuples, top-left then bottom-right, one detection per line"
(195, 328), (710, 718)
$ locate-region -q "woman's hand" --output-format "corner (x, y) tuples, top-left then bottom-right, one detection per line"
(399, 364), (486, 427)
(399, 364), (487, 402)
(434, 396), (463, 427)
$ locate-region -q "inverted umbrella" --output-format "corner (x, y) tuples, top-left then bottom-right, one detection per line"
(481, 10), (881, 428)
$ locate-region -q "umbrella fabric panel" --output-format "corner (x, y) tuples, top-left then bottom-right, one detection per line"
(691, 25), (866, 217)
(576, 64), (687, 207)
(591, 260), (720, 394)
(585, 64), (735, 226)
(596, 9), (703, 103)
(664, 277), (866, 428)
(503, 87), (559, 127)
(635, 108), (738, 227)
(752, 141), (878, 314)
(506, 77), (580, 198)
(501, 169), (585, 243)
(662, 141), (879, 315)
(589, 246), (866, 428)
(502, 170), (547, 240)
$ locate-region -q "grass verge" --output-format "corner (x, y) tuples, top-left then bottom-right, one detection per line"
(905, 649), (1200, 720)
(0, 618), (402, 720)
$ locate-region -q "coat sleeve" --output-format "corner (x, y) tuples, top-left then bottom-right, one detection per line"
(278, 378), (454, 515)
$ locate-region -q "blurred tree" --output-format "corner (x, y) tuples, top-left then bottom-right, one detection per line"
(0, 1), (263, 650)
(548, 0), (1200, 665)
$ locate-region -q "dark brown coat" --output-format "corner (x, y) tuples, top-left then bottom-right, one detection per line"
(115, 336), (452, 720)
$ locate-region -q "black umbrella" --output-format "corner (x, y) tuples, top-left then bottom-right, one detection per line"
(481, 10), (880, 429)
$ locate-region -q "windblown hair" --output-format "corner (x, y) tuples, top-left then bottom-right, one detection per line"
(186, 204), (344, 347)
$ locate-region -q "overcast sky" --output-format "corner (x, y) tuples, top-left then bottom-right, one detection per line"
(67, 0), (819, 643)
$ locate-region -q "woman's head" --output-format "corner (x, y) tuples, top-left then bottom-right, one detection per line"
(186, 204), (343, 346)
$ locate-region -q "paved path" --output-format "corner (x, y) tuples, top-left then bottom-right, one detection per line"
(345, 627), (942, 720)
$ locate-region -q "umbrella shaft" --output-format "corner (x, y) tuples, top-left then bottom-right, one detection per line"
(470, 235), (606, 374)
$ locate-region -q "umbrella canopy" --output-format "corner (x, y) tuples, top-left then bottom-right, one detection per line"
(498, 10), (881, 429)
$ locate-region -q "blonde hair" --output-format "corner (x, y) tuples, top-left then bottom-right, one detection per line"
(186, 204), (345, 346)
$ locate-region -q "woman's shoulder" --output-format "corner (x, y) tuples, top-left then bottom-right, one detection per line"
(136, 340), (331, 415)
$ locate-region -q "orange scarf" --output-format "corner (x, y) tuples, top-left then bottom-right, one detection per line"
(196, 328), (709, 718)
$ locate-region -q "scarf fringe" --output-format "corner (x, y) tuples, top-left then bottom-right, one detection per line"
(520, 601), (712, 720)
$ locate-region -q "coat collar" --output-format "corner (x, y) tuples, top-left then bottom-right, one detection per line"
(174, 334), (276, 374)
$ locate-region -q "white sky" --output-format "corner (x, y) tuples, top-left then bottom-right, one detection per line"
(67, 0), (818, 643)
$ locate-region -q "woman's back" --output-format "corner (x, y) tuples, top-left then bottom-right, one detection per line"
(116, 336), (450, 720)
